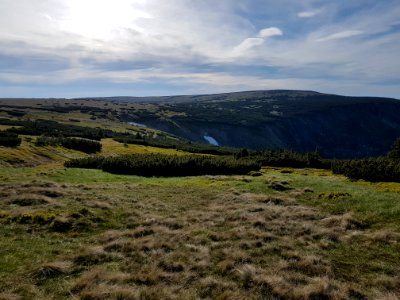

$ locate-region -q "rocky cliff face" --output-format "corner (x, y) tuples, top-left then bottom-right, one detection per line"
(121, 90), (400, 158)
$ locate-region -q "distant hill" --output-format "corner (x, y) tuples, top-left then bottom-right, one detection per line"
(2, 90), (400, 158)
(102, 90), (400, 158)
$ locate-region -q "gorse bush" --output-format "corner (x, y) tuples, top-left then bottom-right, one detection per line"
(36, 136), (101, 153)
(0, 131), (21, 147)
(65, 154), (261, 177)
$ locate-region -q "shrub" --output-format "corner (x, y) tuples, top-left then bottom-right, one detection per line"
(0, 131), (21, 147)
(60, 137), (102, 153)
(35, 136), (60, 146)
(65, 154), (261, 177)
(36, 136), (102, 153)
(4, 119), (114, 140)
(64, 156), (105, 169)
(388, 138), (400, 159)
(332, 158), (400, 182)
(244, 149), (330, 169)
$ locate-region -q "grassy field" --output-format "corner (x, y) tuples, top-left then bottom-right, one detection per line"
(0, 161), (399, 299)
(1, 103), (399, 299)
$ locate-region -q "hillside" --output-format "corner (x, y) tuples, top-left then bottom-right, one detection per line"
(2, 90), (400, 158)
(90, 90), (400, 159)
(1, 98), (400, 299)
(121, 90), (400, 158)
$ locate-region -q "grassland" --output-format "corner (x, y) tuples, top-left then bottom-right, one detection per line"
(1, 158), (399, 299)
(1, 101), (400, 299)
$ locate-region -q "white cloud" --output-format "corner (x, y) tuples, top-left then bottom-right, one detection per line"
(297, 10), (320, 18)
(258, 27), (283, 38)
(231, 26), (282, 57)
(232, 38), (265, 56)
(316, 30), (364, 42)
(0, 1), (400, 98)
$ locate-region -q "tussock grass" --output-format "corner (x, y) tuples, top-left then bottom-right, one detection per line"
(0, 167), (400, 299)
(8, 194), (52, 206)
(0, 293), (21, 300)
(31, 261), (73, 283)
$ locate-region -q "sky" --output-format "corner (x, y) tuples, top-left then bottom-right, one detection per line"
(0, 0), (400, 98)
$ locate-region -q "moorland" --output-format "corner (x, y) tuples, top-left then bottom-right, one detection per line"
(0, 92), (400, 299)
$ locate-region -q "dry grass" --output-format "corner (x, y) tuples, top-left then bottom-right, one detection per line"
(1, 169), (399, 299)
(31, 261), (73, 283)
(34, 189), (372, 299)
(2, 101), (399, 298)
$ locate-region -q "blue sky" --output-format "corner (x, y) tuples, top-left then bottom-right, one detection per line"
(0, 0), (399, 98)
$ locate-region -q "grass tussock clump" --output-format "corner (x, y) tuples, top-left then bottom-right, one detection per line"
(65, 153), (261, 176)
(72, 268), (134, 299)
(11, 211), (57, 225)
(318, 191), (351, 200)
(8, 195), (51, 206)
(2, 167), (400, 299)
(320, 213), (369, 232)
(31, 261), (72, 283)
(73, 246), (117, 267)
(0, 293), (22, 300)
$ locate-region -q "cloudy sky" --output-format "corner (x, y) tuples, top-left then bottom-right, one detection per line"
(1, 0), (399, 98)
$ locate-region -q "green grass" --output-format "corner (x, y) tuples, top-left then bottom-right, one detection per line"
(1, 105), (400, 298)
(1, 165), (400, 298)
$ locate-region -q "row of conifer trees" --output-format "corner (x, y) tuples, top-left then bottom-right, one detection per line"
(65, 153), (261, 176)
(331, 138), (400, 182)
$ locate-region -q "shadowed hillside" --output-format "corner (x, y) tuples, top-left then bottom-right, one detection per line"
(2, 90), (400, 158)
(106, 90), (400, 158)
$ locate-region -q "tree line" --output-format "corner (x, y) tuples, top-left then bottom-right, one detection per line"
(36, 136), (102, 153)
(65, 154), (261, 177)
(2, 117), (399, 182)
(331, 138), (400, 182)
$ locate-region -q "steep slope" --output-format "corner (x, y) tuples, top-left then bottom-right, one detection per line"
(116, 90), (400, 158)
(2, 90), (400, 158)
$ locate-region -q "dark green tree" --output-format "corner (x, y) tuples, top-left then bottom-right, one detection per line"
(0, 131), (21, 147)
(388, 138), (400, 159)
(235, 148), (249, 159)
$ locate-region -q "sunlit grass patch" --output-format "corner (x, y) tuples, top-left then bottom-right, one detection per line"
(360, 181), (400, 193)
(0, 125), (21, 130)
(0, 136), (84, 167)
(101, 138), (189, 156)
